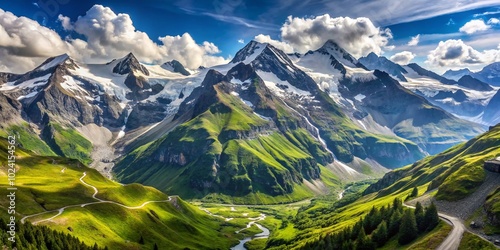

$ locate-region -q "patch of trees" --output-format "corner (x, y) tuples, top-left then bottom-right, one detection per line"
(299, 199), (440, 250)
(0, 218), (107, 250)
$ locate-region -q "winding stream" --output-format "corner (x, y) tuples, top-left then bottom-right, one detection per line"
(200, 207), (270, 250)
(231, 213), (270, 250)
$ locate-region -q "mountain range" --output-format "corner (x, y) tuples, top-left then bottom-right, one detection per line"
(359, 53), (499, 126)
(0, 39), (489, 204)
(1, 38), (499, 250)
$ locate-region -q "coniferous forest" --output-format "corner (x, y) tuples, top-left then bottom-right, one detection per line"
(0, 219), (107, 250)
(299, 199), (439, 250)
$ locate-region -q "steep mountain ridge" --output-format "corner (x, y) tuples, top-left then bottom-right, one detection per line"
(359, 53), (496, 124)
(442, 68), (472, 81)
(471, 62), (500, 86)
(358, 52), (408, 81)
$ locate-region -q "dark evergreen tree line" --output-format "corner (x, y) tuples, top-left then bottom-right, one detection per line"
(299, 199), (440, 250)
(0, 218), (107, 250)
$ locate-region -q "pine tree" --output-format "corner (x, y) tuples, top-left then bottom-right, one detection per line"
(355, 228), (375, 250)
(398, 209), (418, 245)
(414, 202), (426, 232)
(392, 198), (402, 211)
(388, 209), (402, 237)
(351, 219), (363, 240)
(411, 187), (418, 197)
(371, 220), (388, 247)
(424, 202), (440, 231)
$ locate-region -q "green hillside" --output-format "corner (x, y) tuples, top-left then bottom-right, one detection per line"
(252, 125), (500, 249)
(364, 124), (500, 201)
(0, 139), (241, 250)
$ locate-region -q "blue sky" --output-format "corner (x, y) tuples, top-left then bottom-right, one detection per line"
(1, 0), (500, 73)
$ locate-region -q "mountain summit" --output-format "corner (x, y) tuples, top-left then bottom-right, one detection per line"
(111, 52), (149, 76)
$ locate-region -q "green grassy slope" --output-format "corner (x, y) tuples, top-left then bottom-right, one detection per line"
(0, 121), (93, 165)
(365, 124), (500, 201)
(0, 123), (56, 156)
(43, 122), (93, 165)
(0, 139), (240, 250)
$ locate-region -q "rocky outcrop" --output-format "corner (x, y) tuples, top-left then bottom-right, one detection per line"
(0, 92), (22, 126)
(162, 60), (190, 76)
(174, 69), (224, 120)
(112, 53), (149, 76)
(0, 72), (17, 84)
(484, 159), (500, 173)
(126, 101), (168, 130)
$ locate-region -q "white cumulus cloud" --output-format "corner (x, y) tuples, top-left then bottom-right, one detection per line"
(407, 34), (420, 46)
(459, 19), (490, 34)
(390, 51), (415, 65)
(279, 14), (392, 57)
(488, 17), (500, 25)
(426, 39), (500, 67)
(0, 9), (73, 73)
(0, 5), (228, 73)
(62, 5), (228, 68)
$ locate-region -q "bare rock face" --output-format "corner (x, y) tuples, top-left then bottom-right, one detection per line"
(25, 65), (124, 127)
(0, 92), (22, 126)
(161, 60), (190, 76)
(112, 53), (149, 76)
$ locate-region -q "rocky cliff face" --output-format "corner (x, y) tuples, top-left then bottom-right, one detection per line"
(25, 64), (124, 127)
(0, 92), (22, 126)
(162, 60), (191, 76)
(112, 53), (149, 76)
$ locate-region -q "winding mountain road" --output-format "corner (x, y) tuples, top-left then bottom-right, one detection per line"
(436, 213), (466, 250)
(21, 172), (172, 225)
(403, 203), (465, 250)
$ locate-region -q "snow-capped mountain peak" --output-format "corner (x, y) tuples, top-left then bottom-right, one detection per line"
(317, 40), (361, 68)
(358, 52), (407, 81)
(230, 40), (268, 64)
(442, 68), (472, 81)
(472, 62), (500, 86)
(35, 53), (78, 72)
(110, 52), (149, 76)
